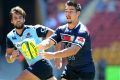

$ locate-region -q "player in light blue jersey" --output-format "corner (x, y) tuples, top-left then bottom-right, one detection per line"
(5, 6), (61, 80)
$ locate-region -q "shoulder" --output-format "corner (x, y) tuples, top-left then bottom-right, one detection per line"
(34, 24), (47, 29)
(79, 22), (87, 32)
(57, 24), (67, 30)
(54, 24), (67, 33)
(24, 25), (36, 29)
(78, 22), (89, 34)
(7, 29), (15, 38)
(24, 24), (43, 28)
(24, 24), (48, 30)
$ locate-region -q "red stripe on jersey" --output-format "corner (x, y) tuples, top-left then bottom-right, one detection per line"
(63, 35), (71, 42)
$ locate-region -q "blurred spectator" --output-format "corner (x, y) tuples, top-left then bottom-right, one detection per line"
(44, 0), (58, 30)
(96, 0), (116, 12)
(115, 0), (120, 17)
(106, 0), (116, 12)
(44, 11), (58, 30)
(115, 0), (120, 10)
(96, 0), (107, 12)
(56, 3), (66, 25)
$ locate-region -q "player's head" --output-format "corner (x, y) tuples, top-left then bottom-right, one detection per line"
(65, 0), (81, 24)
(10, 6), (26, 29)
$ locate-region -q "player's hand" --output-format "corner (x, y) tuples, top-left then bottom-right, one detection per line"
(37, 44), (43, 51)
(12, 50), (19, 58)
(40, 52), (55, 60)
(54, 58), (62, 69)
(6, 50), (19, 63)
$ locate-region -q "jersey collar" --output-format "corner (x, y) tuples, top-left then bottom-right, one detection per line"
(15, 26), (26, 37)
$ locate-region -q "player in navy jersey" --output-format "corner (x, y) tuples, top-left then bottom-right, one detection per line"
(5, 6), (61, 80)
(38, 1), (95, 80)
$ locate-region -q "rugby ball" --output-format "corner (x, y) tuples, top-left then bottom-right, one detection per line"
(21, 39), (38, 59)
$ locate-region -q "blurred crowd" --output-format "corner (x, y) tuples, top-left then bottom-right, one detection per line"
(96, 0), (120, 12)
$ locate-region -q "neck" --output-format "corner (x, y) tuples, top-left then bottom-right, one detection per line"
(16, 28), (24, 36)
(68, 20), (79, 29)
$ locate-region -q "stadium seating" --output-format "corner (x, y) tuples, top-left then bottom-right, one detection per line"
(87, 9), (120, 64)
(87, 11), (120, 48)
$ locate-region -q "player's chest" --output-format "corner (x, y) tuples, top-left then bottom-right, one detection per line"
(60, 28), (77, 43)
(13, 30), (36, 41)
(12, 30), (38, 48)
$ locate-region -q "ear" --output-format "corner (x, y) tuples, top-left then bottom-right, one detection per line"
(23, 18), (25, 23)
(11, 19), (13, 24)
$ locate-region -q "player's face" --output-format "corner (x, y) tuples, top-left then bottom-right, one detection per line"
(11, 13), (25, 29)
(65, 5), (80, 24)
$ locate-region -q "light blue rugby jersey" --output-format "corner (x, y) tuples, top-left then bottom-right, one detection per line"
(6, 25), (49, 66)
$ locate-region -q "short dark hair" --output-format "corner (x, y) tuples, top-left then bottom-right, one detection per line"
(65, 0), (81, 11)
(10, 6), (26, 19)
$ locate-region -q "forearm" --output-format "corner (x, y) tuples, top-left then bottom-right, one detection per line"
(54, 45), (80, 58)
(54, 41), (61, 51)
(38, 38), (55, 50)
(54, 42), (62, 69)
(54, 42), (62, 60)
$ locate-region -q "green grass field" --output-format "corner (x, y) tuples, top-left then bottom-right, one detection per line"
(106, 66), (120, 80)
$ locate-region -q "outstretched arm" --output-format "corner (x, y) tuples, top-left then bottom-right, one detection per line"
(41, 44), (80, 60)
(54, 45), (80, 58)
(37, 26), (62, 69)
(36, 24), (56, 50)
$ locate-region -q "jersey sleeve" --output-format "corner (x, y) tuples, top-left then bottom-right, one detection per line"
(50, 28), (62, 44)
(35, 25), (49, 37)
(73, 32), (87, 48)
(6, 37), (14, 48)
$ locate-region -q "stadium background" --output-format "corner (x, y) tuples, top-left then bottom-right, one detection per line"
(0, 0), (120, 80)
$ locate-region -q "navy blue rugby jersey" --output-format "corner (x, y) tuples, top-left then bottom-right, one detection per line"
(50, 22), (94, 67)
(6, 25), (48, 66)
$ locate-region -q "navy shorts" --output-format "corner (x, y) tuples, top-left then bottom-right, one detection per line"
(61, 65), (95, 80)
(26, 59), (53, 80)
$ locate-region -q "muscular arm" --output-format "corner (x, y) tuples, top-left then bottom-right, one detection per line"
(54, 45), (80, 58)
(42, 45), (80, 60)
(45, 28), (54, 38)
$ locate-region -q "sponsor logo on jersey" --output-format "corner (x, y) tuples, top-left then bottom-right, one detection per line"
(12, 36), (17, 40)
(41, 27), (47, 33)
(15, 42), (22, 48)
(75, 37), (85, 46)
(26, 33), (32, 38)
